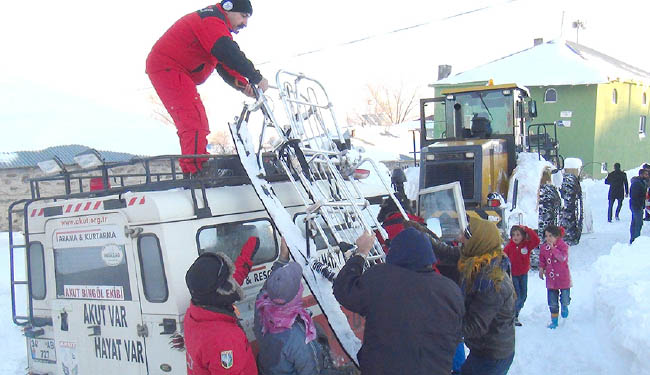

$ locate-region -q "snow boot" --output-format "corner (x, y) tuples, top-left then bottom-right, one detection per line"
(548, 314), (559, 329)
(514, 316), (522, 327)
(561, 305), (569, 318)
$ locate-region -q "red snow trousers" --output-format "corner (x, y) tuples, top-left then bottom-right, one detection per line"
(148, 69), (209, 173)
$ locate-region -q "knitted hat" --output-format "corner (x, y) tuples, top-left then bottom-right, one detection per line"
(221, 0), (253, 15)
(185, 252), (243, 307)
(386, 227), (436, 271)
(266, 262), (303, 305)
(458, 216), (507, 292)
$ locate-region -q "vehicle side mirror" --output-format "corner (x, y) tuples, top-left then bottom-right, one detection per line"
(528, 100), (538, 118)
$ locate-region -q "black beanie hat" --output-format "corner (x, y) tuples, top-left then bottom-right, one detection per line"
(221, 0), (253, 15)
(185, 252), (244, 307)
(386, 227), (436, 271)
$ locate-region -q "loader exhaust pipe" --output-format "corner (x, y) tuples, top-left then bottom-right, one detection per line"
(454, 103), (464, 139)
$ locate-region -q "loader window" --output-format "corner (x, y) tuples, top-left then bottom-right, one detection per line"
(445, 91), (514, 137)
(28, 242), (46, 300)
(54, 245), (132, 301)
(197, 220), (277, 265)
(138, 235), (168, 303)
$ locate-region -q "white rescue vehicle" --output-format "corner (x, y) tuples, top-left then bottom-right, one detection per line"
(10, 153), (394, 374)
(10, 71), (469, 375)
(8, 71), (406, 375)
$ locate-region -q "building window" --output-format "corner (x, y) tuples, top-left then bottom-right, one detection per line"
(544, 88), (557, 103)
(640, 115), (647, 137)
(643, 92), (647, 105)
(612, 89), (618, 104)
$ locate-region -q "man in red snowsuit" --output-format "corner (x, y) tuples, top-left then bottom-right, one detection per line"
(183, 236), (261, 375)
(147, 0), (269, 175)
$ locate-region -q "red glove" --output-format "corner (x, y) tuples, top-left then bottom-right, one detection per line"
(233, 236), (260, 285)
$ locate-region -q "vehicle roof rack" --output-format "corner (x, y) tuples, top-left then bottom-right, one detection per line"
(27, 153), (289, 202)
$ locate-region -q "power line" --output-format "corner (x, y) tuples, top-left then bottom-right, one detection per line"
(257, 0), (520, 65)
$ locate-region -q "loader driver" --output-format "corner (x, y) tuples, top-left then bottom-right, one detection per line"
(146, 0), (269, 177)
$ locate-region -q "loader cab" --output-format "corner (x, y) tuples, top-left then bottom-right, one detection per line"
(418, 84), (537, 216)
(420, 83), (536, 149)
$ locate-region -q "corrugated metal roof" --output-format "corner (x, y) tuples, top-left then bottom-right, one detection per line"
(0, 145), (137, 170)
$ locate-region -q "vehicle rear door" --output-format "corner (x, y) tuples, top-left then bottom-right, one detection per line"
(47, 213), (148, 375)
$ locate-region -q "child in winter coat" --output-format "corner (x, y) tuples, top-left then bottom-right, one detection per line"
(503, 225), (540, 326)
(538, 225), (571, 329)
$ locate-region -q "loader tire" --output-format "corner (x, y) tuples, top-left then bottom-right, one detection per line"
(533, 184), (561, 269)
(560, 174), (584, 245)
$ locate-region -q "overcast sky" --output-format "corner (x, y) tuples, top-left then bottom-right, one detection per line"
(1, 0), (649, 155)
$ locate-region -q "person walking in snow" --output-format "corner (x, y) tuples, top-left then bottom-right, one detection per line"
(538, 225), (571, 329)
(643, 163), (650, 221)
(254, 239), (350, 375)
(430, 216), (516, 375)
(503, 225), (540, 326)
(605, 162), (629, 222)
(629, 168), (650, 243)
(146, 0), (269, 176)
(333, 229), (465, 375)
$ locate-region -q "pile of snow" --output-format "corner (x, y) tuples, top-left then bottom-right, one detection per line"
(505, 152), (556, 229)
(563, 157), (583, 170)
(349, 125), (417, 162)
(592, 237), (650, 373)
(0, 232), (27, 375)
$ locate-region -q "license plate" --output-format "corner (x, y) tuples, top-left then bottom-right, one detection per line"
(29, 338), (57, 364)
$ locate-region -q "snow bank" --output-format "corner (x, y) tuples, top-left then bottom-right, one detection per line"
(592, 237), (650, 373)
(564, 157), (583, 170)
(404, 167), (420, 201)
(505, 152), (555, 229)
(349, 125), (417, 162)
(0, 232), (28, 375)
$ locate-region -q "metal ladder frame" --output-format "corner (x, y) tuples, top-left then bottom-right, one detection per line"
(236, 71), (409, 276)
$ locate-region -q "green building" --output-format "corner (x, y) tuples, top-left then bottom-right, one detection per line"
(433, 39), (650, 177)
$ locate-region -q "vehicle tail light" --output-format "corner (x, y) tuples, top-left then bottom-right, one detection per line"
(353, 169), (370, 180)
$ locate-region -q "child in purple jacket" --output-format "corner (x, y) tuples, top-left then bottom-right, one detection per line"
(538, 225), (572, 329)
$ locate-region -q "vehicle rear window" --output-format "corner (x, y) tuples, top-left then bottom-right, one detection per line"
(28, 242), (46, 300)
(54, 245), (132, 301)
(138, 235), (168, 303)
(197, 220), (277, 264)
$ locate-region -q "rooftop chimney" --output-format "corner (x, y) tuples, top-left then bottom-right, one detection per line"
(534, 38), (544, 46)
(438, 64), (452, 80)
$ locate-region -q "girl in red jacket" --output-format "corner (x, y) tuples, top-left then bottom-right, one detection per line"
(503, 225), (540, 326)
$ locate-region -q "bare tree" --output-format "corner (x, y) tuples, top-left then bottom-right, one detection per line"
(366, 83), (418, 125)
(207, 130), (235, 154)
(148, 93), (175, 127)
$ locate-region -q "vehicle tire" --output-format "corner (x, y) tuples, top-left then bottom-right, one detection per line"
(533, 184), (561, 268)
(559, 174), (584, 245)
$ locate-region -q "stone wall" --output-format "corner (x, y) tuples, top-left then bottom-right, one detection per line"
(0, 160), (178, 232)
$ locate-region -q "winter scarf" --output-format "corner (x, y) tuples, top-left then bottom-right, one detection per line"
(255, 284), (317, 343)
(458, 216), (508, 293)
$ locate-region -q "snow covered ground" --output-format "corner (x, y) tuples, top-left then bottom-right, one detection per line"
(1, 169), (649, 374)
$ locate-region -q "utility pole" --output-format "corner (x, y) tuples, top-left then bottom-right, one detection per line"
(572, 20), (585, 44)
